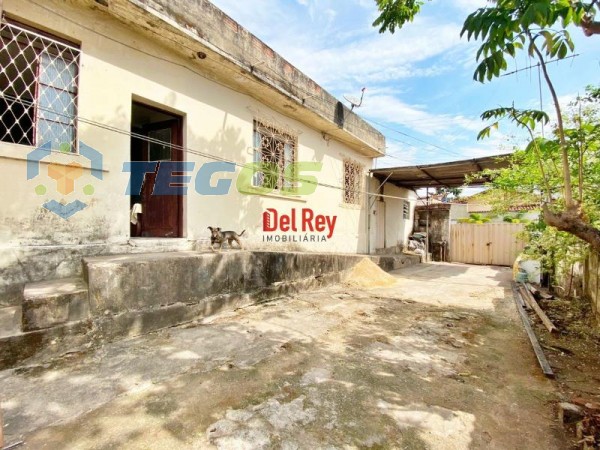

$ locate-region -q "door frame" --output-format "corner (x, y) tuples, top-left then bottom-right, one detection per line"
(131, 101), (184, 238)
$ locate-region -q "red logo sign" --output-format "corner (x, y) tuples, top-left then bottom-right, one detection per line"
(263, 208), (337, 239)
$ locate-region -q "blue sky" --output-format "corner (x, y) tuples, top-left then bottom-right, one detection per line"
(211, 0), (600, 168)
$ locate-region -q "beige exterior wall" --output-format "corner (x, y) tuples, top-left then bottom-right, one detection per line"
(0, 0), (375, 302)
(367, 179), (416, 254)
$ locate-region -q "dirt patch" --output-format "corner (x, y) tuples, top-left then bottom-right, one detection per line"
(344, 258), (396, 288)
(528, 295), (600, 448)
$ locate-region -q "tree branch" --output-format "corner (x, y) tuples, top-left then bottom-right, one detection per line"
(527, 31), (574, 207)
(543, 204), (600, 252)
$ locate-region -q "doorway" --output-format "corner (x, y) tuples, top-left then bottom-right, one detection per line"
(130, 101), (184, 238)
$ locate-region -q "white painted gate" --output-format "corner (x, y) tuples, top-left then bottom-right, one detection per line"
(450, 223), (525, 266)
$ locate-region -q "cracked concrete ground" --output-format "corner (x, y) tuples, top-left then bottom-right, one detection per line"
(0, 262), (567, 449)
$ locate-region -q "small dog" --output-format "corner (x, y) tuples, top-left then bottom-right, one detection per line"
(208, 226), (245, 252)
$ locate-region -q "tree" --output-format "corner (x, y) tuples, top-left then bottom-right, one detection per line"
(477, 90), (599, 279)
(373, 0), (600, 37)
(435, 186), (462, 202)
(373, 0), (600, 252)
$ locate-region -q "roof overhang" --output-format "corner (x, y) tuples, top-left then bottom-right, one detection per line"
(370, 154), (512, 189)
(77, 0), (385, 157)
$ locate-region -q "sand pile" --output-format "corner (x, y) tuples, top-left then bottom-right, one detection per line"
(344, 258), (397, 288)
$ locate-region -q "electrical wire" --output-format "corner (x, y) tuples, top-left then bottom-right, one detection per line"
(3, 93), (442, 202)
(24, 0), (484, 161)
(12, 1), (496, 200)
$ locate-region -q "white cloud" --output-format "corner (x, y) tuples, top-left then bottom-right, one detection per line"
(360, 94), (483, 137)
(210, 0), (595, 169)
(280, 18), (464, 90)
(376, 140), (419, 168)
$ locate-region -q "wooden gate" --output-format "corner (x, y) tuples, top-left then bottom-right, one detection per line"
(450, 223), (525, 266)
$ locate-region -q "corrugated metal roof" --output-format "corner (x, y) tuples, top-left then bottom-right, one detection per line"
(371, 154), (512, 188)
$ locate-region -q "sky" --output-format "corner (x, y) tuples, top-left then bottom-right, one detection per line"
(210, 0), (600, 169)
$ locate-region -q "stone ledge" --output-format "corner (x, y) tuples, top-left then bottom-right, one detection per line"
(22, 278), (89, 332)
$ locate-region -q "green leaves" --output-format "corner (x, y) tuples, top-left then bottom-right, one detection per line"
(461, 1), (588, 83)
(372, 0), (427, 33)
(477, 107), (549, 140)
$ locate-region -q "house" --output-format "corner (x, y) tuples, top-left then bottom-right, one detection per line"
(371, 155), (506, 260)
(451, 202), (541, 224)
(0, 0), (423, 311)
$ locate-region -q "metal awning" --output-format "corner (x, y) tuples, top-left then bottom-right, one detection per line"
(370, 154), (511, 189)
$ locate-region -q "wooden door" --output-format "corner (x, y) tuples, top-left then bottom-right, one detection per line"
(140, 119), (183, 238)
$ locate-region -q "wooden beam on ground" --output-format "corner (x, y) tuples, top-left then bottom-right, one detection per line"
(512, 282), (555, 378)
(518, 283), (558, 334)
(525, 282), (540, 297)
(538, 288), (554, 300)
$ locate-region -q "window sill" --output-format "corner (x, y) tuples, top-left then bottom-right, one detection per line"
(0, 142), (110, 172)
(241, 190), (307, 203)
(340, 202), (363, 210)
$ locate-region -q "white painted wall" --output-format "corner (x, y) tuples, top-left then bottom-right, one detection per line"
(0, 0), (375, 296)
(367, 179), (416, 254)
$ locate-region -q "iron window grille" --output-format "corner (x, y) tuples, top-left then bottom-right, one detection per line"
(0, 18), (80, 152)
(343, 158), (363, 205)
(253, 120), (297, 192)
(403, 200), (410, 219)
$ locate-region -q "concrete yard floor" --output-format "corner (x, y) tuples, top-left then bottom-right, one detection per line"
(1, 262), (568, 449)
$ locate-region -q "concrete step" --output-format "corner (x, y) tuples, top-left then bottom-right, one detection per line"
(0, 305), (22, 338)
(22, 278), (89, 332)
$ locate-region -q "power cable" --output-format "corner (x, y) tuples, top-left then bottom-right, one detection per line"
(3, 93), (438, 202)
(14, 1), (496, 198)
(25, 0), (482, 161)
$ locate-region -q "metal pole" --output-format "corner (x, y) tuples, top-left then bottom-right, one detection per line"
(367, 172), (393, 254)
(426, 187), (430, 262)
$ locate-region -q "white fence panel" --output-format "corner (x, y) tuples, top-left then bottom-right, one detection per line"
(450, 223), (525, 266)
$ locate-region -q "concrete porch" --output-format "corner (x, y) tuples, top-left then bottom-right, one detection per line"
(0, 250), (420, 370)
(0, 263), (567, 449)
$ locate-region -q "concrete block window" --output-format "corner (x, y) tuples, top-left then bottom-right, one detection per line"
(0, 18), (80, 152)
(343, 158), (363, 205)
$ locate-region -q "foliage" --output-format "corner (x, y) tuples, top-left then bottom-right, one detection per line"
(372, 0), (428, 33)
(373, 0), (600, 253)
(481, 89), (600, 216)
(521, 218), (588, 276)
(435, 186), (462, 201)
(373, 1), (598, 36)
(460, 2), (600, 251)
(460, 1), (589, 83)
(482, 90), (600, 276)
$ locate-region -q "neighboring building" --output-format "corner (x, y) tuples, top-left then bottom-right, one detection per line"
(371, 156), (515, 261)
(0, 0), (390, 305)
(451, 203), (540, 224)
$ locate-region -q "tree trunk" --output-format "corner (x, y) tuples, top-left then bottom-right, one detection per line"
(543, 204), (600, 252)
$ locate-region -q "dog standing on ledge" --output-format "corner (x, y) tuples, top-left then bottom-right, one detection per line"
(208, 226), (246, 252)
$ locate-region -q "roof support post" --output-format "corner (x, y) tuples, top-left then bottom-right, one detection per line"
(426, 186), (430, 262)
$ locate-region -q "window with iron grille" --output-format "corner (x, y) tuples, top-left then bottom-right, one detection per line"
(403, 200), (410, 219)
(343, 159), (363, 205)
(253, 120), (297, 192)
(0, 19), (80, 152)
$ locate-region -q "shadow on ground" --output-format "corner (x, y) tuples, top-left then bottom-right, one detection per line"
(0, 263), (567, 449)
